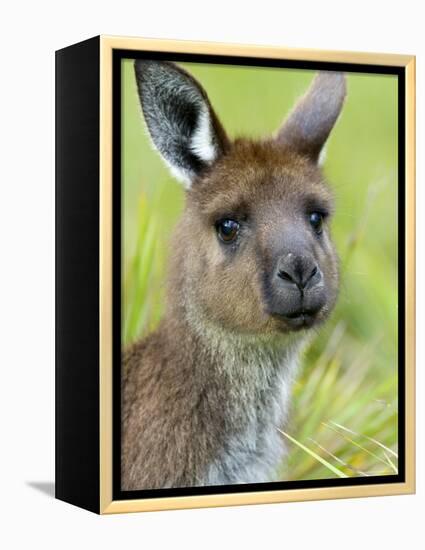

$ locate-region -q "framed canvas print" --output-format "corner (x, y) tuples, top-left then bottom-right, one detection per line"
(55, 36), (415, 514)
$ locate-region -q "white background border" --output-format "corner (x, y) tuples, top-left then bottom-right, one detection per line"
(1, 1), (422, 547)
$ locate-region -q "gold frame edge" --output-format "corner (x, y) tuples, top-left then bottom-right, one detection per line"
(98, 36), (416, 515)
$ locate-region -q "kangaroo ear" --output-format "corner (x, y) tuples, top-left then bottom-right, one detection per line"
(134, 60), (229, 188)
(277, 72), (346, 162)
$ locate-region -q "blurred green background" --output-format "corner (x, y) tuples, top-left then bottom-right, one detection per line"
(122, 58), (398, 481)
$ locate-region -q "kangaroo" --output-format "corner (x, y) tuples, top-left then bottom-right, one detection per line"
(122, 60), (346, 490)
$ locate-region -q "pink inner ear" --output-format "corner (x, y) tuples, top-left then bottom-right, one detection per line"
(276, 72), (346, 161)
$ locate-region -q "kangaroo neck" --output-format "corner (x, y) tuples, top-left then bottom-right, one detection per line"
(164, 296), (303, 387)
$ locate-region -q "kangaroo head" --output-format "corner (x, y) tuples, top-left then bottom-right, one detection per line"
(134, 60), (346, 337)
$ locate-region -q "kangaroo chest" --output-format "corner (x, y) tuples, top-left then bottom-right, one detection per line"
(200, 349), (297, 485)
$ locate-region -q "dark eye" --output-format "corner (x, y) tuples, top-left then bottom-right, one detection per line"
(309, 212), (324, 234)
(216, 219), (240, 243)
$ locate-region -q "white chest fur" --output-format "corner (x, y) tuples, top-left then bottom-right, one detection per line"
(203, 344), (299, 486)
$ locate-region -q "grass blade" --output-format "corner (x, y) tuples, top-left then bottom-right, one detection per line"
(277, 428), (348, 478)
(328, 421), (398, 458)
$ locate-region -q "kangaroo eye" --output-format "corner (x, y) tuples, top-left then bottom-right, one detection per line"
(309, 212), (324, 234)
(216, 219), (240, 243)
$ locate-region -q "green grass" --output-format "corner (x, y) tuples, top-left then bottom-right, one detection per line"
(121, 59), (398, 480)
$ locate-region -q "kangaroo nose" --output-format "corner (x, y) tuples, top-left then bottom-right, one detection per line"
(277, 254), (321, 291)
